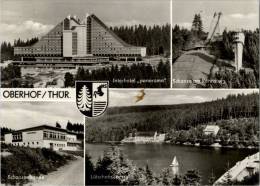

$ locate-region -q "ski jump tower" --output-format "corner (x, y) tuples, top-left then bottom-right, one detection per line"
(206, 12), (245, 72)
(206, 12), (222, 43)
(233, 32), (245, 72)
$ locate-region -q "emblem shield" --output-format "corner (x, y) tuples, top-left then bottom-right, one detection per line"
(76, 81), (109, 117)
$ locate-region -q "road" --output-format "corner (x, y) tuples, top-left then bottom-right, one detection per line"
(214, 152), (259, 185)
(26, 156), (84, 186)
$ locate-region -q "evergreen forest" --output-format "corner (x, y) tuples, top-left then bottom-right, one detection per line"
(85, 92), (259, 147)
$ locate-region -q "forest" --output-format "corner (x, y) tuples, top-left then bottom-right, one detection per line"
(1, 38), (39, 88)
(0, 127), (14, 141)
(65, 121), (84, 133)
(167, 118), (258, 147)
(65, 121), (84, 140)
(85, 92), (259, 144)
(172, 14), (259, 88)
(65, 60), (170, 88)
(206, 68), (257, 88)
(1, 37), (38, 62)
(0, 64), (33, 88)
(111, 24), (170, 56)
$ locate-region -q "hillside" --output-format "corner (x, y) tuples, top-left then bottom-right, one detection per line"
(85, 93), (258, 142)
(1, 144), (74, 185)
(172, 50), (234, 88)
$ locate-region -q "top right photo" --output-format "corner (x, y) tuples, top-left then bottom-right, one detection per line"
(172, 0), (259, 88)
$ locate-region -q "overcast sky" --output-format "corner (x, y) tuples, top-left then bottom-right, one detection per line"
(0, 102), (84, 130)
(0, 0), (170, 42)
(109, 89), (259, 107)
(173, 0), (259, 32)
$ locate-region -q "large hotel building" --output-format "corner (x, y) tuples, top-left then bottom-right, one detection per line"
(4, 125), (82, 151)
(14, 14), (146, 64)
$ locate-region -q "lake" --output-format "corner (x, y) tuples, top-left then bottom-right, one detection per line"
(86, 143), (257, 185)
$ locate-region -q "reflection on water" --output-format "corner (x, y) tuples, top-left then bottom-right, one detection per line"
(86, 143), (257, 184)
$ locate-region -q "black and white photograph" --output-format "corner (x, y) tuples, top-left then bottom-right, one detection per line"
(0, 102), (84, 185)
(172, 0), (259, 88)
(0, 0), (260, 186)
(85, 89), (259, 185)
(0, 0), (171, 88)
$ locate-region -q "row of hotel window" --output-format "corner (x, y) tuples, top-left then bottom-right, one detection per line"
(12, 131), (66, 141)
(12, 141), (39, 146)
(11, 142), (76, 147)
(18, 48), (62, 52)
(11, 142), (66, 148)
(18, 47), (139, 52)
(43, 131), (66, 140)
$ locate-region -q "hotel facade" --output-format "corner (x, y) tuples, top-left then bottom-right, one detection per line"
(4, 125), (82, 151)
(14, 14), (146, 63)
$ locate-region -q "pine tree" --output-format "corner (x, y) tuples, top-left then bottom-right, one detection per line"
(183, 169), (201, 186)
(208, 169), (216, 185)
(144, 164), (154, 185)
(55, 122), (61, 128)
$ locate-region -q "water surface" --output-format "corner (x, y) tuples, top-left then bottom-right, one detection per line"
(86, 143), (257, 184)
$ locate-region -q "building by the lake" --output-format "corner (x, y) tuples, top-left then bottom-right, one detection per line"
(13, 14), (146, 68)
(121, 131), (165, 144)
(4, 125), (82, 151)
(203, 125), (220, 136)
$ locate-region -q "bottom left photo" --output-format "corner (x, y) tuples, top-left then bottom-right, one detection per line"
(0, 102), (84, 186)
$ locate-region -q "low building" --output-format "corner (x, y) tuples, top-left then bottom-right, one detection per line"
(121, 131), (165, 144)
(203, 125), (220, 136)
(4, 125), (82, 151)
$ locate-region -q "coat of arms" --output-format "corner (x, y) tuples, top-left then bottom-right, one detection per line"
(76, 81), (109, 117)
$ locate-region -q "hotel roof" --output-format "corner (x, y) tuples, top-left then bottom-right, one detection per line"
(203, 125), (220, 131)
(11, 125), (70, 134)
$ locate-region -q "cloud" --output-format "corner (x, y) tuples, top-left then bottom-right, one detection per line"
(0, 20), (54, 42)
(106, 19), (168, 27)
(229, 13), (258, 19)
(2, 10), (17, 17)
(1, 20), (53, 34)
(220, 12), (259, 31)
(174, 22), (192, 29)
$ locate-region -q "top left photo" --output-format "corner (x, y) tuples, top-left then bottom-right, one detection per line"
(1, 0), (171, 88)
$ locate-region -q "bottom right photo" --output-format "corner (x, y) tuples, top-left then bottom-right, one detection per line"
(85, 89), (259, 186)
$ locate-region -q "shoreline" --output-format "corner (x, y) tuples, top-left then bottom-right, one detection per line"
(86, 141), (259, 150)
